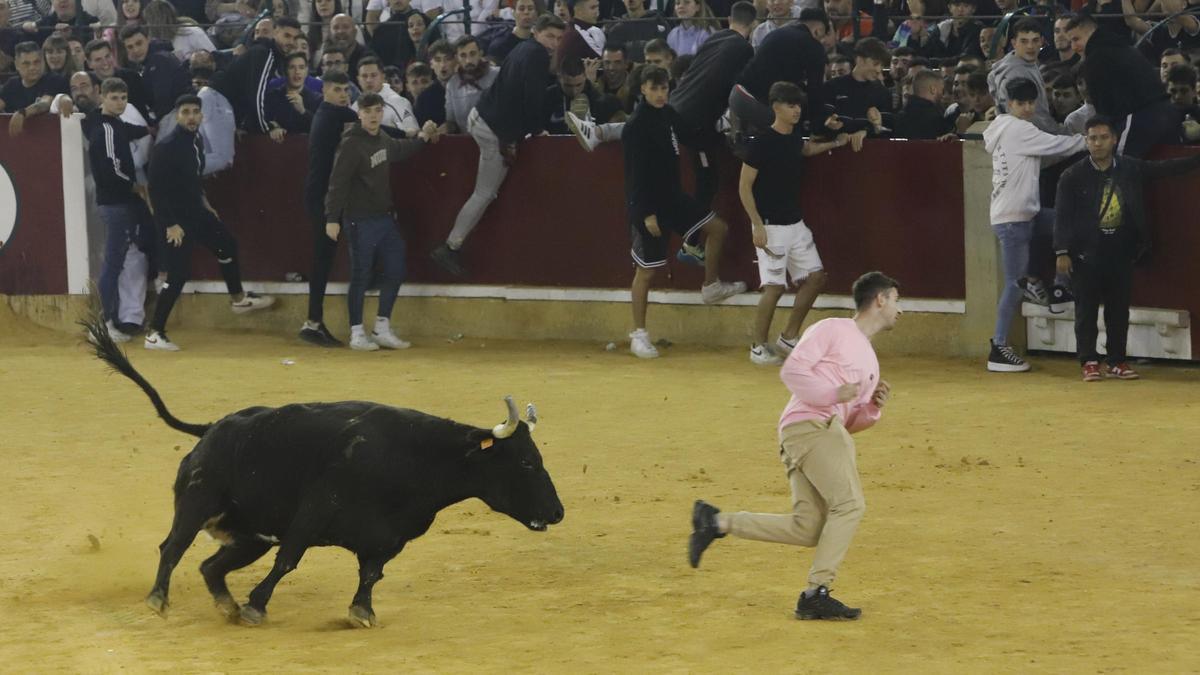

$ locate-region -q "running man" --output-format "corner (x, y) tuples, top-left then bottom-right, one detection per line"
(622, 65), (746, 359)
(740, 82), (851, 366)
(146, 94), (274, 351)
(688, 271), (902, 620)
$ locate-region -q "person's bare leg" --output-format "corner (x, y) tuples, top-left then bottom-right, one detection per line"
(632, 266), (657, 330)
(754, 284), (785, 344)
(781, 271), (827, 341)
(701, 217), (729, 286)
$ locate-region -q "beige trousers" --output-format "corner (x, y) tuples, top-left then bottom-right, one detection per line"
(726, 418), (866, 588)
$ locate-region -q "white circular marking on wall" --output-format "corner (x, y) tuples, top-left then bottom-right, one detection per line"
(0, 161), (16, 253)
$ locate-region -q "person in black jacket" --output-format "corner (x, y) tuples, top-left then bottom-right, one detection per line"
(622, 66), (747, 359)
(264, 52), (320, 138)
(430, 13), (566, 277)
(120, 26), (193, 125)
(1066, 13), (1180, 158)
(146, 94), (275, 351)
(1053, 115), (1200, 381)
(212, 16), (303, 134)
(893, 70), (956, 139)
(82, 39), (152, 122)
(88, 78), (153, 343)
(822, 37), (893, 138)
(731, 9), (829, 138)
(300, 71), (359, 347)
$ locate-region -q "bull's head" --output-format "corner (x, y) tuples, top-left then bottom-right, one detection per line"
(469, 396), (564, 532)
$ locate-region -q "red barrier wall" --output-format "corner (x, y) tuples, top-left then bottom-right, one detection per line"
(201, 135), (967, 299)
(0, 116), (68, 295)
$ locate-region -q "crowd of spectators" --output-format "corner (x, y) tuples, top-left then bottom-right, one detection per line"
(1, 0), (1199, 353)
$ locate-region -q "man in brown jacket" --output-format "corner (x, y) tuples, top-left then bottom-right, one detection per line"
(325, 92), (440, 351)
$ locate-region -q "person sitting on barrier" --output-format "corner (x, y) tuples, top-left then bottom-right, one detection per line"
(0, 42), (67, 119)
(1055, 115), (1200, 381)
(324, 93), (441, 351)
(146, 94), (276, 351)
(443, 35), (497, 134)
(982, 77), (1086, 373)
(264, 51), (321, 139)
(622, 65), (747, 360)
(429, 13), (565, 278)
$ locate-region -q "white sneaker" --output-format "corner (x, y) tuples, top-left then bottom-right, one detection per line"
(750, 343), (783, 365)
(371, 328), (411, 349)
(106, 320), (131, 343)
(629, 328), (659, 359)
(701, 280), (747, 304)
(349, 331), (380, 351)
(566, 111), (601, 152)
(144, 330), (180, 351)
(775, 334), (798, 355)
(231, 292), (275, 314)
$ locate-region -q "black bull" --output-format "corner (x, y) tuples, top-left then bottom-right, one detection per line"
(85, 315), (564, 628)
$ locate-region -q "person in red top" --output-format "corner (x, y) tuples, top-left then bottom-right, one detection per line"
(688, 271), (902, 621)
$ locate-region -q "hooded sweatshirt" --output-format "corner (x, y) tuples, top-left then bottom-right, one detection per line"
(1083, 26), (1168, 120)
(987, 51), (1060, 134)
(983, 114), (1086, 225)
(324, 123), (426, 223)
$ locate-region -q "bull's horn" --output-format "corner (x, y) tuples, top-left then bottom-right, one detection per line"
(525, 403), (537, 432)
(492, 395), (520, 439)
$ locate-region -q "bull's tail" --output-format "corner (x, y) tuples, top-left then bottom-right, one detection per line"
(83, 311), (212, 438)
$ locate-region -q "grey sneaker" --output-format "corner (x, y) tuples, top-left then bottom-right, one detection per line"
(231, 292), (275, 314)
(144, 330), (180, 351)
(701, 280), (747, 304)
(775, 334), (798, 355)
(750, 343), (783, 365)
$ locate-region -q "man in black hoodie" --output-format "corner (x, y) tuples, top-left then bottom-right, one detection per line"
(146, 94), (275, 351)
(1066, 13), (1180, 158)
(1054, 115), (1200, 381)
(120, 26), (192, 125)
(430, 13), (565, 277)
(731, 9), (830, 138)
(212, 16), (303, 134)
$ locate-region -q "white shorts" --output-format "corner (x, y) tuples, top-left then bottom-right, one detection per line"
(755, 221), (823, 287)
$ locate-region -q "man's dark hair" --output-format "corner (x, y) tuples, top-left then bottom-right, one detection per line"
(287, 51), (309, 65)
(454, 35), (480, 52)
(829, 54), (852, 67)
(1049, 73), (1077, 91)
(892, 46), (915, 58)
(672, 53), (694, 81)
(119, 24), (148, 42)
(322, 47), (345, 61)
(644, 38), (674, 57)
(190, 65), (214, 79)
(1168, 63), (1198, 87)
(275, 16), (302, 31)
(1064, 12), (1096, 32)
(854, 37), (890, 66)
(84, 38), (111, 58)
(406, 61), (434, 78)
(1161, 47), (1184, 62)
(852, 271), (900, 311)
(729, 0), (757, 27)
(322, 70), (350, 84)
(912, 69), (942, 93)
(640, 64), (670, 87)
(603, 43), (626, 57)
(1011, 17), (1043, 38)
(534, 13), (567, 32)
(769, 80), (807, 107)
(559, 57), (585, 78)
(910, 55), (930, 68)
(566, 0), (591, 13)
(948, 0), (975, 5)
(1005, 77), (1039, 103)
(175, 93), (202, 109)
(1084, 115), (1115, 133)
(383, 65), (403, 79)
(954, 63), (979, 76)
(799, 7), (830, 31)
(428, 39), (455, 59)
(14, 41), (40, 58)
(359, 92), (384, 108)
(965, 70), (990, 95)
(358, 55), (383, 71)
(100, 77), (128, 94)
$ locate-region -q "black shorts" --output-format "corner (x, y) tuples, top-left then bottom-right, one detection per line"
(629, 194), (715, 268)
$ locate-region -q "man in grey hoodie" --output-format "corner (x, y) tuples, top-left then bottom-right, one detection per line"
(988, 18), (1061, 134)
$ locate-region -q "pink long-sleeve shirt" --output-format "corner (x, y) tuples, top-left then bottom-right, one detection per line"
(778, 318), (882, 435)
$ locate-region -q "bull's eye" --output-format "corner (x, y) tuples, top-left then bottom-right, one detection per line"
(520, 459), (535, 471)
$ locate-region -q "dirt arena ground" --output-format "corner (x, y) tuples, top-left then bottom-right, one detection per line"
(1, 313), (1198, 673)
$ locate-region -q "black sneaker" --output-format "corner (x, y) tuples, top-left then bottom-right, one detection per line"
(688, 499), (724, 568)
(1049, 284), (1074, 314)
(987, 339), (1030, 373)
(431, 243), (466, 277)
(795, 586), (861, 620)
(298, 322), (343, 348)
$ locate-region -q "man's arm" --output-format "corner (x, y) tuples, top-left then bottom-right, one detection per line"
(1053, 166), (1077, 257)
(324, 140), (359, 223)
(738, 163), (765, 247)
(1138, 151), (1200, 179)
(778, 326), (843, 407)
(148, 147), (178, 229)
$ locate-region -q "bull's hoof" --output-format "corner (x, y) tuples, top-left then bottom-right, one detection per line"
(213, 594), (240, 621)
(348, 605), (377, 629)
(145, 591), (169, 618)
(238, 605), (266, 626)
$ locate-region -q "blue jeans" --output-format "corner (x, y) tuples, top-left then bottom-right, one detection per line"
(991, 209), (1061, 346)
(346, 214), (406, 328)
(97, 203), (151, 323)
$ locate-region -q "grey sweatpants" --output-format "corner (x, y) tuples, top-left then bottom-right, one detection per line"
(448, 108), (507, 248)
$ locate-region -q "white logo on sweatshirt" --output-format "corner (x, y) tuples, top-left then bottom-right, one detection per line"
(370, 149), (387, 168)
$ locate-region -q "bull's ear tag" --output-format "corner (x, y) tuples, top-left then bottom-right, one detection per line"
(480, 438), (494, 450)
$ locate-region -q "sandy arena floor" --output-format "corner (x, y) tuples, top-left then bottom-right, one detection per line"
(0, 315), (1198, 673)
